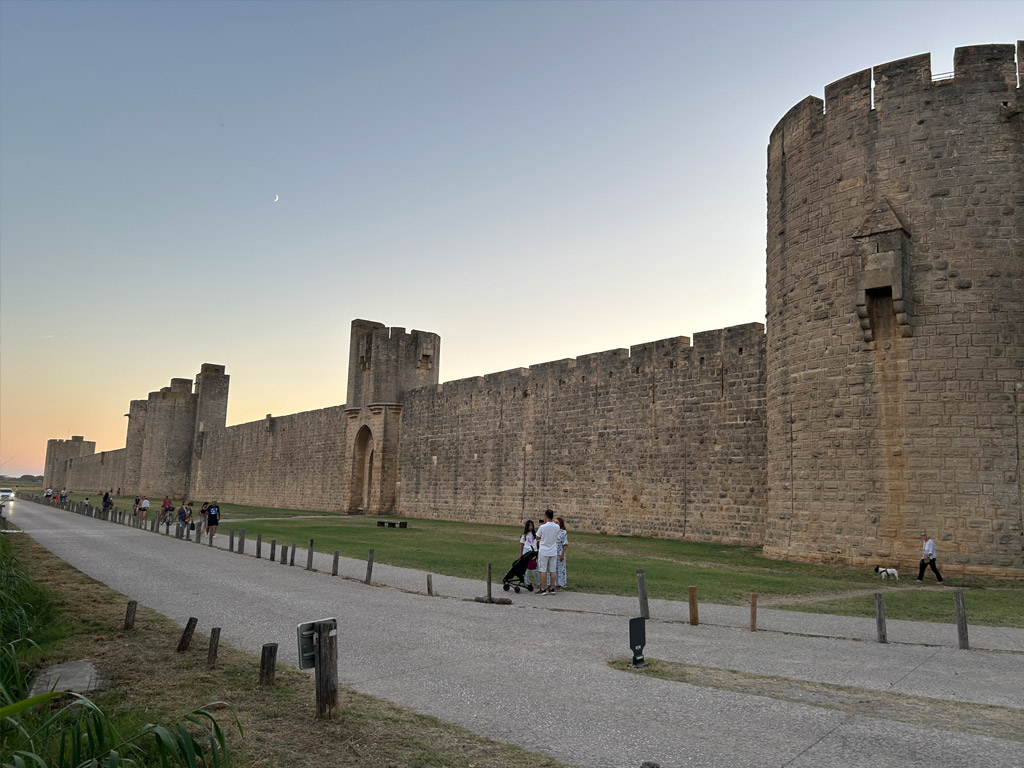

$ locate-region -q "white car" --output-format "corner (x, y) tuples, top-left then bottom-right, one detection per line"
(0, 488), (14, 502)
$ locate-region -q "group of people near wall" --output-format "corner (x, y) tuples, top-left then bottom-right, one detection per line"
(45, 488), (68, 502)
(173, 500), (222, 538)
(519, 509), (568, 594)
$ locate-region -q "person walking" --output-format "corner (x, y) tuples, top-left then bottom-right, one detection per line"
(536, 509), (560, 595)
(555, 516), (569, 591)
(139, 496), (150, 524)
(206, 501), (220, 538)
(520, 520), (540, 589)
(917, 532), (944, 583)
(177, 500), (191, 535)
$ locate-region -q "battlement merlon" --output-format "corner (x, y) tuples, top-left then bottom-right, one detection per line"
(403, 324), (763, 399)
(771, 43), (1020, 143)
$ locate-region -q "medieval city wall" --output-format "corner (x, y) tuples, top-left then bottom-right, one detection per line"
(41, 41), (1023, 578)
(64, 449), (126, 495)
(764, 43), (1024, 576)
(189, 406), (349, 511)
(397, 323), (766, 543)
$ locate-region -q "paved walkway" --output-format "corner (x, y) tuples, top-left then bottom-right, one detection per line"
(8, 499), (1023, 768)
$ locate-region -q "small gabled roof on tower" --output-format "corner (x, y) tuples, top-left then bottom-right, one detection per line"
(852, 199), (909, 239)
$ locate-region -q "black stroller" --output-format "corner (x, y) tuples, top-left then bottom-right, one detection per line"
(502, 549), (537, 593)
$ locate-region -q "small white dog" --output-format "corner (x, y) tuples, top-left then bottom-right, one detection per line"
(874, 566), (899, 580)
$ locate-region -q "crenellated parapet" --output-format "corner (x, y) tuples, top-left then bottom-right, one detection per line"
(399, 322), (767, 541)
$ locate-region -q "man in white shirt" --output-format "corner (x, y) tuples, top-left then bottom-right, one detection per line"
(536, 509), (560, 595)
(917, 532), (944, 583)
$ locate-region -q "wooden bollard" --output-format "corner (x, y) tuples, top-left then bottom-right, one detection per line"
(208, 530), (214, 547)
(427, 574), (434, 596)
(237, 529), (246, 555)
(207, 627), (221, 669)
(177, 525), (184, 540)
(332, 550), (340, 576)
(874, 592), (888, 644)
(637, 569), (650, 619)
(177, 617), (198, 652)
(955, 590), (969, 650)
(750, 593), (758, 632)
(365, 549), (374, 584)
(280, 544), (288, 564)
(289, 544), (296, 567)
(314, 620), (338, 720)
(306, 539), (314, 570)
(259, 643), (278, 686)
(269, 539), (276, 562)
(256, 534), (262, 559)
(228, 530), (235, 552)
(124, 600), (138, 631)
(688, 586), (699, 626)
(487, 563), (493, 603)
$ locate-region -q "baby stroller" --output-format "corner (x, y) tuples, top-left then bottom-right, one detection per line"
(502, 549), (536, 593)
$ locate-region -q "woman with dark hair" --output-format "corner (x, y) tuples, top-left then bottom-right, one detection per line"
(555, 517), (569, 590)
(519, 519), (540, 589)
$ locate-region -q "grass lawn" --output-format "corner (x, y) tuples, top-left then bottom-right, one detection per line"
(32, 490), (1024, 627)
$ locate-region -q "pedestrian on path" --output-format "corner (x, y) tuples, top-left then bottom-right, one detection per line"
(206, 501), (220, 538)
(536, 509), (560, 595)
(520, 520), (540, 589)
(177, 500), (192, 534)
(917, 532), (944, 583)
(555, 516), (569, 591)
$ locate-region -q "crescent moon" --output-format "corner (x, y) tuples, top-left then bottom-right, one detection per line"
(273, 194), (279, 203)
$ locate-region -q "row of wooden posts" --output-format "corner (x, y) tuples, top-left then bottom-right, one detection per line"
(634, 568), (973, 650)
(49, 494), (976, 650)
(122, 599), (337, 719)
(45, 493), (398, 588)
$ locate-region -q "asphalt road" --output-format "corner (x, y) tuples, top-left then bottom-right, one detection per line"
(8, 499), (1023, 768)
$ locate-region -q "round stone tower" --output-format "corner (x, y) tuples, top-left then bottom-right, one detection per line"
(764, 43), (1023, 576)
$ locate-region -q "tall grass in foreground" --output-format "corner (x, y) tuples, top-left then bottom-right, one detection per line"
(0, 536), (238, 768)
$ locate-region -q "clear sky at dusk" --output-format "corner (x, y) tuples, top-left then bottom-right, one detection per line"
(0, 0), (1018, 477)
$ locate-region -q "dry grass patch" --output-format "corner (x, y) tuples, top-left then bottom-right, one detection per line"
(610, 658), (1024, 742)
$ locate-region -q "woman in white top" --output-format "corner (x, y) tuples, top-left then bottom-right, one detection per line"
(520, 520), (540, 589)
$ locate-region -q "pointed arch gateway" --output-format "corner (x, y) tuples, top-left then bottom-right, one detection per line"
(349, 425), (374, 513)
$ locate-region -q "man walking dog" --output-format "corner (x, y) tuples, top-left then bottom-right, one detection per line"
(917, 532), (944, 583)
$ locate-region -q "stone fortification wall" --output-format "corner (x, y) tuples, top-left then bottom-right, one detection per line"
(43, 436), (95, 491)
(398, 323), (766, 542)
(765, 43), (1024, 576)
(189, 406), (349, 511)
(65, 449), (126, 494)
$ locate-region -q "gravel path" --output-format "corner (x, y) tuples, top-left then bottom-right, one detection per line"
(9, 500), (1023, 768)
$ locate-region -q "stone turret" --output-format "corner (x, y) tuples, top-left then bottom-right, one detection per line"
(42, 436), (95, 492)
(764, 43), (1024, 575)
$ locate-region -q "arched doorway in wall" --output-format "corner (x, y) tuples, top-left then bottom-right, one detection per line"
(350, 425), (374, 513)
